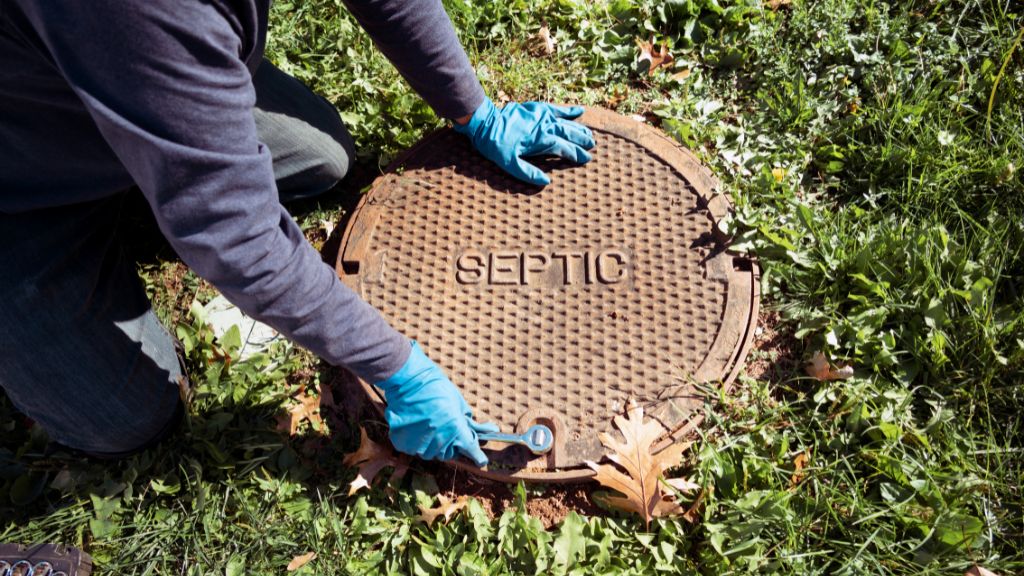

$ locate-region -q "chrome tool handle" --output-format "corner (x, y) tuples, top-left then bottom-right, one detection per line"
(477, 424), (554, 454)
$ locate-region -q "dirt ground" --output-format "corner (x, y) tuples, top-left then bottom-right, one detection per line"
(430, 464), (603, 528)
(744, 309), (801, 384)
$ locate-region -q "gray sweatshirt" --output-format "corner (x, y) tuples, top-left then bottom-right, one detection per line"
(0, 0), (486, 381)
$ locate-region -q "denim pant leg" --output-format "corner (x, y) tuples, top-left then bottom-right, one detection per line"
(0, 196), (183, 455)
(253, 59), (357, 201)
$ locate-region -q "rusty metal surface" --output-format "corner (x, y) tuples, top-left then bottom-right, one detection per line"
(337, 108), (758, 482)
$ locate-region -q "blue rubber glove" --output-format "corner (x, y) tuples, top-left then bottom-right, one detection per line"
(375, 341), (499, 466)
(453, 98), (596, 186)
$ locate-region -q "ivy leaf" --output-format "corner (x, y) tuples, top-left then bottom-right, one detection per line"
(585, 399), (699, 528)
(342, 427), (410, 496)
(552, 512), (586, 569)
(416, 494), (468, 526)
(225, 555), (246, 576)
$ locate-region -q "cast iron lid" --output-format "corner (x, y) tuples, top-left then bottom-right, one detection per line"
(336, 107), (758, 482)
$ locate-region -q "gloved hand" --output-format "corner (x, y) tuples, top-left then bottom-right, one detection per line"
(375, 341), (498, 466)
(453, 97), (596, 186)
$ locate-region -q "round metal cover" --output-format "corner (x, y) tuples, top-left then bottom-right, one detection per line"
(336, 107), (758, 482)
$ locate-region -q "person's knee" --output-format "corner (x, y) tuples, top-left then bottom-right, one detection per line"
(253, 62), (358, 199)
(317, 119), (355, 181)
(257, 102), (358, 200)
(278, 142), (351, 201)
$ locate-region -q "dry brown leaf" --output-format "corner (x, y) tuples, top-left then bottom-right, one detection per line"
(806, 351), (854, 381)
(965, 567), (999, 576)
(586, 400), (698, 527)
(286, 552), (316, 571)
(681, 487), (709, 523)
(177, 375), (192, 406)
(342, 427), (410, 496)
(789, 450), (810, 489)
(636, 37), (674, 76)
(765, 0), (792, 10)
(417, 494), (469, 526)
(276, 385), (327, 436)
(671, 68), (692, 82)
(605, 86), (629, 108)
(527, 25), (556, 56)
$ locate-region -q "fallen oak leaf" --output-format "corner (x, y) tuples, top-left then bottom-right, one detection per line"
(417, 494), (469, 527)
(286, 551), (316, 571)
(586, 399), (697, 528)
(651, 475), (702, 518)
(806, 351), (854, 381)
(635, 36), (674, 76)
(276, 385), (327, 436)
(665, 476), (701, 492)
(342, 427), (410, 496)
(347, 474), (371, 495)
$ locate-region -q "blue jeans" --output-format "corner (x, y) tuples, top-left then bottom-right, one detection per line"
(0, 60), (354, 455)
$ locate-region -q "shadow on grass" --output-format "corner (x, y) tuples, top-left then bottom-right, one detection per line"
(0, 365), (379, 527)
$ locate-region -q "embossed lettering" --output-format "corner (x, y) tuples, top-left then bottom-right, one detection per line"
(596, 250), (628, 284)
(521, 252), (550, 285)
(455, 251), (485, 284)
(551, 251), (585, 286)
(456, 249), (630, 287)
(489, 251), (520, 285)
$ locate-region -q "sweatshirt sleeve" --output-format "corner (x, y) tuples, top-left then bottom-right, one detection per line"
(341, 0), (486, 120)
(18, 0), (411, 382)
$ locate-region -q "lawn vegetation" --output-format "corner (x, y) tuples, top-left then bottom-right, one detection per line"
(2, 0), (1022, 574)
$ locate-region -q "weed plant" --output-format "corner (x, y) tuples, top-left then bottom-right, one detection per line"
(2, 0), (1022, 573)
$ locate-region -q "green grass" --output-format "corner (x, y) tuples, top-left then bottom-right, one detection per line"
(3, 0), (1023, 573)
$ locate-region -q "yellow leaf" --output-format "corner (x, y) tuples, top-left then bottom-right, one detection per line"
(286, 552), (316, 571)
